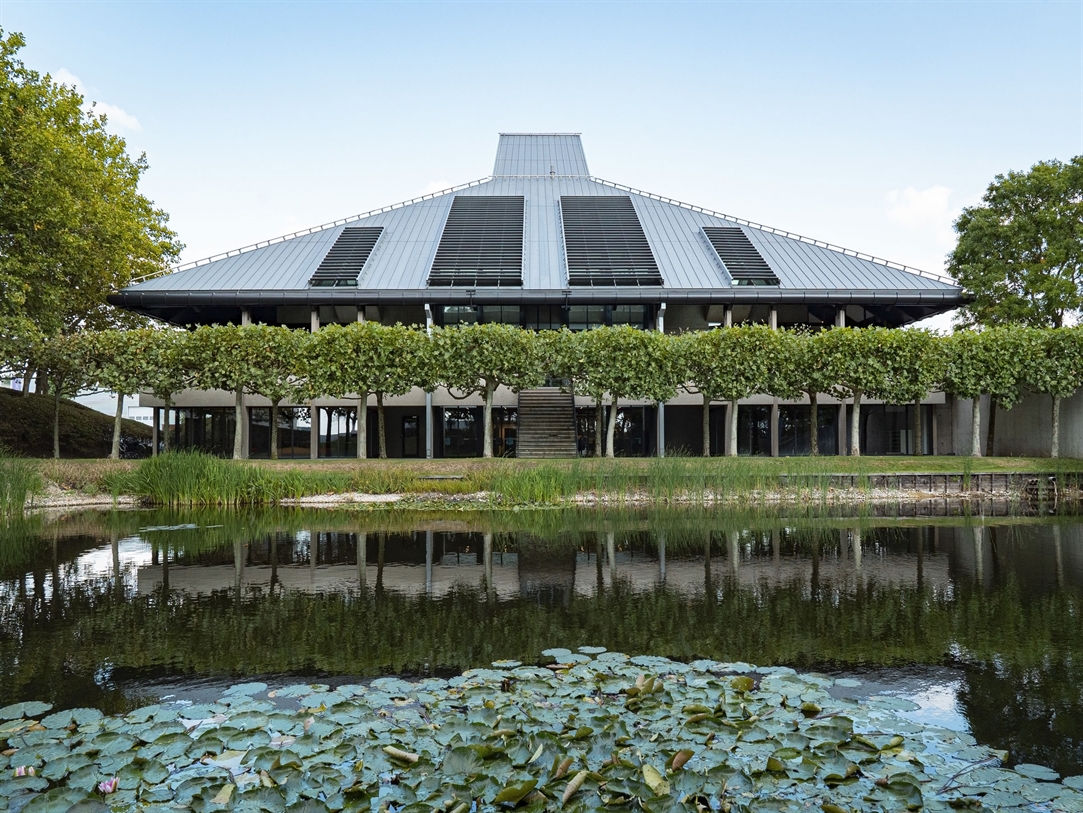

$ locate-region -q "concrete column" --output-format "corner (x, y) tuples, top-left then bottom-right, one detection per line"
(425, 304), (434, 459)
(835, 308), (846, 328)
(837, 404), (847, 455)
(357, 307), (365, 323)
(310, 307), (320, 333)
(770, 400), (780, 457)
(241, 308), (251, 327)
(656, 302), (666, 458)
(310, 406), (320, 460)
(723, 307), (733, 328)
(769, 307), (778, 330)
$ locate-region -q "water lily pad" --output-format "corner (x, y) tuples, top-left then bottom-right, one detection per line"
(577, 646), (606, 655)
(223, 682), (268, 697)
(0, 702), (52, 721)
(1014, 762), (1060, 781)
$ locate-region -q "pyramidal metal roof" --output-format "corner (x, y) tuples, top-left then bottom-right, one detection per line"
(116, 134), (961, 309)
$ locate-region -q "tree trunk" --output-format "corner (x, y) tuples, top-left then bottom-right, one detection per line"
(270, 400), (280, 460)
(110, 394), (124, 460)
(594, 397), (603, 458)
(20, 363), (31, 397)
(912, 399), (922, 456)
(232, 388), (245, 460)
(809, 393), (819, 456)
(377, 392), (388, 459)
(727, 400), (738, 456)
(482, 382), (494, 458)
(1052, 395), (1061, 459)
(970, 396), (982, 457)
(36, 369), (48, 395)
(702, 395), (711, 457)
(849, 390), (862, 457)
(605, 397), (617, 458)
(52, 389), (61, 460)
(986, 395), (997, 457)
(356, 396), (367, 459)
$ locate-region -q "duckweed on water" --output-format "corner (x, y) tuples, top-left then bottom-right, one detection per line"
(0, 651), (1079, 812)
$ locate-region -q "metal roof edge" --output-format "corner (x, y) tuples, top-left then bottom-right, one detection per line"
(589, 177), (958, 287)
(108, 288), (966, 308)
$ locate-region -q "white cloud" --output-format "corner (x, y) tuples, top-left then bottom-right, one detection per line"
(52, 67), (142, 132)
(885, 185), (955, 248)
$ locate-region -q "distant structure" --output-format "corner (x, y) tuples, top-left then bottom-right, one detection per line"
(112, 134), (965, 459)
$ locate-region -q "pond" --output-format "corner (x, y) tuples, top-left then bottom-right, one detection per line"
(2, 507), (1082, 777)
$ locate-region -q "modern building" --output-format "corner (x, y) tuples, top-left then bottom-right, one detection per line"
(111, 134), (966, 459)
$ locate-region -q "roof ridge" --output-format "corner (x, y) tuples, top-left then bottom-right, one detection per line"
(132, 177), (494, 283)
(589, 177), (957, 286)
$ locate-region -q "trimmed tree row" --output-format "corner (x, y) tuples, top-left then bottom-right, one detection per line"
(13, 324), (1083, 459)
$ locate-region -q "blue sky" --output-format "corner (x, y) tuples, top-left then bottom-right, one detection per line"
(2, 0), (1081, 288)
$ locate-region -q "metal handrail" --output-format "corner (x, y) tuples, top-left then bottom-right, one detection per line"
(131, 177), (496, 283)
(588, 176), (957, 285)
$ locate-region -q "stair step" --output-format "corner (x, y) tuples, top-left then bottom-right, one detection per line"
(516, 387), (577, 459)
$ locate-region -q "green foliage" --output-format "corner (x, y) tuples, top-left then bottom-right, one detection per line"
(0, 28), (181, 364)
(572, 325), (680, 403)
(951, 157), (1083, 329)
(677, 325), (780, 404)
(1023, 327), (1083, 401)
(941, 328), (1027, 405)
(0, 446), (39, 519)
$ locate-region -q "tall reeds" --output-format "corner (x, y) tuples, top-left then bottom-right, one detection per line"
(0, 448), (41, 520)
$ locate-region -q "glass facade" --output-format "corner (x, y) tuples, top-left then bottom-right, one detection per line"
(438, 304), (651, 330)
(249, 407), (313, 459)
(160, 408), (236, 457)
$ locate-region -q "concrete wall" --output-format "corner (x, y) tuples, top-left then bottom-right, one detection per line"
(993, 390), (1083, 458)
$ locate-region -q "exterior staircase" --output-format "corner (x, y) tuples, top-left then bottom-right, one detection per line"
(516, 388), (578, 458)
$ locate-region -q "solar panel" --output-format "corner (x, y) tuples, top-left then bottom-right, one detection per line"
(560, 196), (662, 286)
(308, 227), (383, 287)
(428, 196), (524, 287)
(702, 227), (780, 286)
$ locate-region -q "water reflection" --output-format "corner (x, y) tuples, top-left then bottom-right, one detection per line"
(1, 509), (1083, 775)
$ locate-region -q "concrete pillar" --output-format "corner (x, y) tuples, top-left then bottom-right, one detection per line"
(837, 404), (847, 455)
(310, 406), (320, 460)
(310, 307), (320, 333)
(835, 308), (846, 328)
(770, 400), (780, 457)
(723, 307), (733, 328)
(769, 307), (777, 330)
(241, 308), (251, 327)
(425, 304), (434, 459)
(357, 307), (365, 323)
(656, 302), (666, 458)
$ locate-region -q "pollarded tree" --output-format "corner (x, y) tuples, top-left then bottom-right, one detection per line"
(950, 157), (1083, 330)
(818, 327), (898, 457)
(433, 323), (546, 458)
(35, 333), (92, 459)
(678, 325), (781, 457)
(187, 326), (257, 460)
(85, 329), (153, 459)
(573, 326), (681, 458)
(941, 328), (1027, 457)
(868, 328), (946, 455)
(1021, 327), (1083, 458)
(138, 329), (194, 454)
(772, 330), (837, 456)
(304, 323), (432, 460)
(242, 326), (308, 461)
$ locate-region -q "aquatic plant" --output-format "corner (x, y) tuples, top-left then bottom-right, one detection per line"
(0, 651), (1076, 811)
(0, 447), (41, 520)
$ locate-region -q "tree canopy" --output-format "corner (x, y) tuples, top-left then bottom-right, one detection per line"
(950, 157), (1083, 329)
(0, 28), (181, 371)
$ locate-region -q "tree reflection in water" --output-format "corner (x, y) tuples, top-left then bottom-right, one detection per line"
(1, 508), (1082, 772)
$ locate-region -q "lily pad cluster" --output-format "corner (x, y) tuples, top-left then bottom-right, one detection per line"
(1, 651), (1082, 812)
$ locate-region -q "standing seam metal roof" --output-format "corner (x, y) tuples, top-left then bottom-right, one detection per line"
(123, 134), (959, 298)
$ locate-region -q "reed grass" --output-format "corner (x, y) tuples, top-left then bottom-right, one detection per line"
(0, 447), (42, 520)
